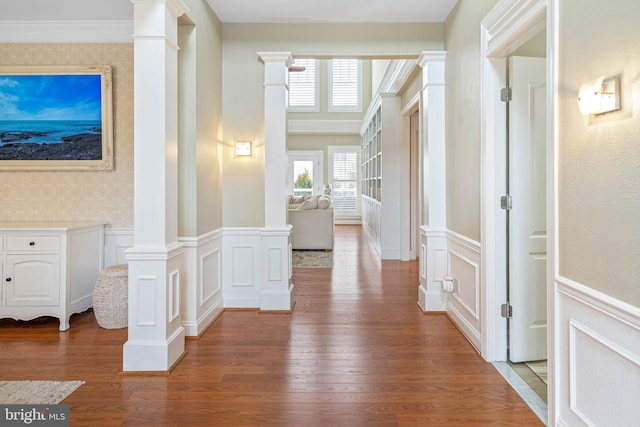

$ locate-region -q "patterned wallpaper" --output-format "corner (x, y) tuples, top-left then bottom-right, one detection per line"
(0, 43), (134, 227)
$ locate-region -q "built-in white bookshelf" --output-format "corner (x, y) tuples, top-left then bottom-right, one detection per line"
(361, 106), (382, 202)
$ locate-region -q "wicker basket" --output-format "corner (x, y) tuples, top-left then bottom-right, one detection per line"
(93, 264), (128, 329)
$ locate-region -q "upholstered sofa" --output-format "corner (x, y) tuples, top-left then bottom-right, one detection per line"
(287, 195), (334, 250)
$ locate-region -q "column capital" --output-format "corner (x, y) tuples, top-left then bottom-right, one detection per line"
(131, 0), (190, 19)
(418, 51), (446, 87)
(258, 51), (294, 68)
(417, 51), (447, 68)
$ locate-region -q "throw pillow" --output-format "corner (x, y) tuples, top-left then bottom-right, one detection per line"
(291, 195), (305, 204)
(297, 197), (319, 210)
(318, 195), (331, 209)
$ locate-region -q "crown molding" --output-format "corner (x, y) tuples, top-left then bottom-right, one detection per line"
(0, 20), (134, 43)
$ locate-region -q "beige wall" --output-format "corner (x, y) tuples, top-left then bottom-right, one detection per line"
(0, 43), (133, 228)
(444, 0), (500, 241)
(221, 23), (444, 227)
(179, 0), (223, 237)
(558, 0), (640, 307)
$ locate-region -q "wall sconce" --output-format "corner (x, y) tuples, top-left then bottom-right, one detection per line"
(235, 141), (252, 157)
(578, 76), (620, 115)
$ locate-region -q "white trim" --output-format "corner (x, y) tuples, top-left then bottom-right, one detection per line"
(288, 120), (361, 135)
(0, 20), (133, 43)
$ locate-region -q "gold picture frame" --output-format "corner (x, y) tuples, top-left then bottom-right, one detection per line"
(0, 64), (113, 170)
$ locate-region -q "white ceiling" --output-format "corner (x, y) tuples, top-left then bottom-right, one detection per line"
(0, 0), (457, 23)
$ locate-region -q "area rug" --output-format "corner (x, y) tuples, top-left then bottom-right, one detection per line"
(292, 250), (332, 268)
(0, 380), (84, 404)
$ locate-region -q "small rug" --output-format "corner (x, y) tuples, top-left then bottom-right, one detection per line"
(292, 250), (332, 268)
(525, 360), (548, 385)
(0, 381), (84, 404)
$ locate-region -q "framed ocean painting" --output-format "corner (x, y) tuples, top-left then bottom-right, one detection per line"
(0, 65), (113, 170)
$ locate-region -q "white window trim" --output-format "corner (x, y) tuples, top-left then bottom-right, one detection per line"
(288, 59), (319, 113)
(328, 59), (362, 113)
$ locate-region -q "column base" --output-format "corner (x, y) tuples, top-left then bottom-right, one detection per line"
(123, 327), (186, 372)
(260, 284), (295, 312)
(418, 283), (447, 312)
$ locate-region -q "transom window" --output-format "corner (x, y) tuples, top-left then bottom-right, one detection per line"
(288, 59), (318, 112)
(329, 58), (362, 112)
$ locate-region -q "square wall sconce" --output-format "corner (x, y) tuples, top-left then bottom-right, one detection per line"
(235, 141), (252, 157)
(578, 76), (620, 115)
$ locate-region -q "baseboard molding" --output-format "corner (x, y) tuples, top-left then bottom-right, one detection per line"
(181, 301), (223, 337)
(556, 276), (640, 426)
(446, 304), (481, 353)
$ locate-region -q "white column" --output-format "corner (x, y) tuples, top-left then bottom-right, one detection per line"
(417, 51), (448, 312)
(257, 52), (294, 312)
(124, 0), (189, 372)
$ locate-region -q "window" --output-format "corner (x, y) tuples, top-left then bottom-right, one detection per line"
(288, 59), (318, 112)
(328, 146), (360, 213)
(287, 151), (323, 197)
(329, 59), (362, 112)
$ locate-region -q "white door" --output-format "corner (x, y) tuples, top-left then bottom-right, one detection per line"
(287, 151), (323, 198)
(508, 56), (547, 363)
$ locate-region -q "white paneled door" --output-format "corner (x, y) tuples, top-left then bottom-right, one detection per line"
(508, 56), (547, 363)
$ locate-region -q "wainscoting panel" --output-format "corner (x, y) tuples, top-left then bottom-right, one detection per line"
(556, 277), (640, 426)
(168, 269), (180, 323)
(445, 231), (482, 352)
(180, 230), (223, 336)
(135, 276), (157, 326)
(104, 228), (133, 267)
(222, 229), (263, 308)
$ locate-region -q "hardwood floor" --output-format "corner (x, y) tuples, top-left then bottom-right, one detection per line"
(0, 225), (542, 426)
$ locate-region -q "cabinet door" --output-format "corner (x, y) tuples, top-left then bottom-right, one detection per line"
(5, 255), (60, 307)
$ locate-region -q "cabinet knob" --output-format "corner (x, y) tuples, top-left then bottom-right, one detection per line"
(5, 278), (11, 282)
(29, 241), (35, 246)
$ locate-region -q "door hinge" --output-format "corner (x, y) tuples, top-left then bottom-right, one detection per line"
(501, 303), (513, 319)
(501, 87), (512, 102)
(500, 195), (512, 210)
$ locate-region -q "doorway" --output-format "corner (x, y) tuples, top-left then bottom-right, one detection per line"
(479, 0), (552, 421)
(506, 54), (548, 402)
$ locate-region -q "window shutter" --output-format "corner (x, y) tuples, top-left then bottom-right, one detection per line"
(289, 59), (317, 110)
(332, 151), (359, 210)
(330, 59), (361, 111)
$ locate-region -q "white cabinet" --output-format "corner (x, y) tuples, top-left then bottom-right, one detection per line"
(0, 222), (104, 331)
